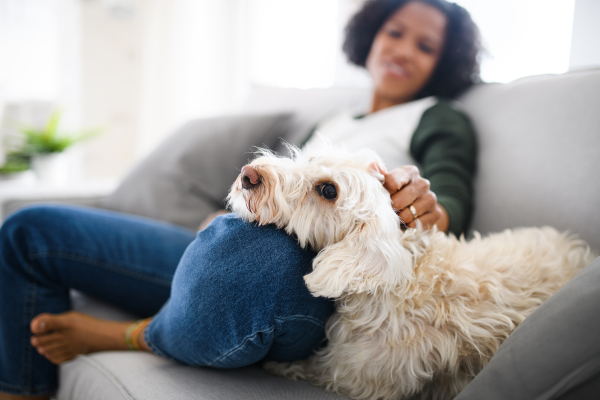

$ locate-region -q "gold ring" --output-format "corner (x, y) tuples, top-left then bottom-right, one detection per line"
(409, 205), (418, 220)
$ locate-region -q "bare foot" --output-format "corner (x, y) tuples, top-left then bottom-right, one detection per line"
(30, 311), (134, 364)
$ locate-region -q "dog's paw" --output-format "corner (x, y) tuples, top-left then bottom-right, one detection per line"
(263, 360), (310, 380)
(304, 270), (345, 298)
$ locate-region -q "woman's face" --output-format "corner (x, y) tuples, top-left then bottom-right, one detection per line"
(366, 1), (446, 111)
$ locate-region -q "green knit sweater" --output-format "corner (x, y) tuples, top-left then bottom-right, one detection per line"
(410, 101), (477, 237)
(302, 101), (477, 237)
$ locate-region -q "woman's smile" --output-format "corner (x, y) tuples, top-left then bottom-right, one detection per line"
(382, 59), (411, 79)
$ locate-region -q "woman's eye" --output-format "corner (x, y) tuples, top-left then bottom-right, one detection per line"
(419, 43), (434, 54)
(388, 29), (401, 38)
(320, 183), (337, 200)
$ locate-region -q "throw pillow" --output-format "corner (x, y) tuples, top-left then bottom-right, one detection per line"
(102, 113), (292, 231)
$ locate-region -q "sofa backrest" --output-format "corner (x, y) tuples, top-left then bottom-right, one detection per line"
(244, 68), (600, 251)
(459, 68), (600, 252)
(243, 85), (371, 152)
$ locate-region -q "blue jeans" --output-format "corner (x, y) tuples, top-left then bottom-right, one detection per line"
(0, 205), (333, 396)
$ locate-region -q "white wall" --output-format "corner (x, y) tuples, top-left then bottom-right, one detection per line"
(569, 0), (600, 70)
(455, 0), (575, 83)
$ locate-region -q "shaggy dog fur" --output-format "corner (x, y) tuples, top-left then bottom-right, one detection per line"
(227, 146), (595, 400)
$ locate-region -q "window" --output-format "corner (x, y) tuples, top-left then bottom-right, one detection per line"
(455, 0), (576, 83)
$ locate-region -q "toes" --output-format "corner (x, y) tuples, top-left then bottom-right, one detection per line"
(36, 339), (68, 353)
(38, 345), (69, 361)
(31, 332), (62, 347)
(31, 313), (53, 334)
(34, 341), (75, 365)
(31, 312), (68, 334)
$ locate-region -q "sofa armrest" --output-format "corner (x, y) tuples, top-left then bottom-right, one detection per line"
(0, 178), (117, 224)
(1, 196), (108, 222)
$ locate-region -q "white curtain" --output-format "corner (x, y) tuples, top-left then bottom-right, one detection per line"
(136, 0), (251, 159)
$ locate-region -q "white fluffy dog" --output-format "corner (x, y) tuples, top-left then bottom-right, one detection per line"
(227, 146), (594, 400)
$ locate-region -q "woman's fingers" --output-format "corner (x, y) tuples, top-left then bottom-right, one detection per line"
(383, 165), (420, 193)
(397, 191), (437, 224)
(406, 206), (443, 230)
(390, 176), (431, 212)
(382, 165), (444, 231)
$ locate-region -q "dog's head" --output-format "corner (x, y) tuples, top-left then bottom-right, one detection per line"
(227, 146), (420, 298)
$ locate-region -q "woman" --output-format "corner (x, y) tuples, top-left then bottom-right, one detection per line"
(0, 1), (481, 399)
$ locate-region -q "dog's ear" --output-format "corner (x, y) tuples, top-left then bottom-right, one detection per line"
(304, 215), (415, 298)
(367, 161), (386, 183)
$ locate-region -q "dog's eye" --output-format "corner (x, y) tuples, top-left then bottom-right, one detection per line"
(318, 183), (337, 200)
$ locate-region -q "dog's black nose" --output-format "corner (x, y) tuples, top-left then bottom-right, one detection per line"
(241, 165), (261, 190)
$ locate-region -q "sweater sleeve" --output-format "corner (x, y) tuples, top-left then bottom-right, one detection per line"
(410, 101), (477, 237)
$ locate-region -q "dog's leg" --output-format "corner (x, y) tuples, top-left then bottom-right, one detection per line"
(263, 359), (309, 379)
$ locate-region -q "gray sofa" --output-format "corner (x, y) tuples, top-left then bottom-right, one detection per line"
(2, 67), (600, 399)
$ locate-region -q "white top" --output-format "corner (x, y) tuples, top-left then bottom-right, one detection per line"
(304, 96), (437, 170)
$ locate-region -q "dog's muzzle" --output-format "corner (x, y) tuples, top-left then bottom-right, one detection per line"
(241, 165), (261, 190)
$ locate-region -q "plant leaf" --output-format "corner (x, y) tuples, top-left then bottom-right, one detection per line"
(45, 109), (62, 139)
(16, 110), (102, 154)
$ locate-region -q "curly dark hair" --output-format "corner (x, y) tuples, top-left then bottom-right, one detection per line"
(343, 0), (482, 99)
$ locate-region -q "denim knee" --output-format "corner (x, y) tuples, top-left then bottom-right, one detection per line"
(1, 206), (35, 244)
(0, 206), (45, 269)
(145, 214), (334, 368)
(3, 204), (62, 228)
(1, 205), (69, 248)
(1, 205), (81, 272)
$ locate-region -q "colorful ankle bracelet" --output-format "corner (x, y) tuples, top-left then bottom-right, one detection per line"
(125, 318), (151, 350)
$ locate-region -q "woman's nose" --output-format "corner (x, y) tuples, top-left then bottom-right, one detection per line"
(241, 165), (261, 189)
(391, 38), (414, 60)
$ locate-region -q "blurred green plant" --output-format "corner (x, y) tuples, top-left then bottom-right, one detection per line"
(0, 109), (101, 175)
(0, 153), (30, 174)
(19, 109), (100, 155)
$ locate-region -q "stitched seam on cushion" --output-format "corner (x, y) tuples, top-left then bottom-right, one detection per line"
(208, 327), (275, 367)
(28, 251), (172, 287)
(0, 381), (56, 395)
(535, 356), (600, 400)
(77, 356), (135, 400)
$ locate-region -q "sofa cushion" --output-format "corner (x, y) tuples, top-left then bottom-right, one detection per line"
(458, 68), (600, 251)
(101, 113), (292, 231)
(59, 293), (349, 400)
(58, 353), (348, 400)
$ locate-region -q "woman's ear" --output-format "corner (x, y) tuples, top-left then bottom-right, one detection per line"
(304, 216), (415, 298)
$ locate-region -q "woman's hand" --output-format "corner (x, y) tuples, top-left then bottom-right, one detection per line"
(371, 163), (449, 232)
